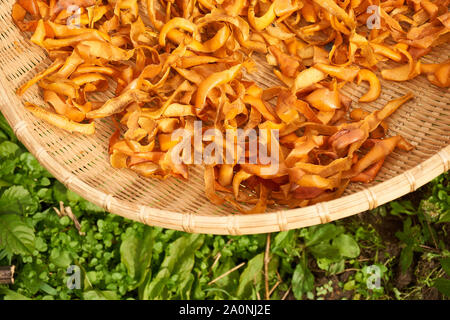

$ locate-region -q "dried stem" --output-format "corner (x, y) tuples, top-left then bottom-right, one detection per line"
(281, 285), (291, 300)
(53, 202), (85, 235)
(208, 262), (246, 285)
(264, 233), (271, 300)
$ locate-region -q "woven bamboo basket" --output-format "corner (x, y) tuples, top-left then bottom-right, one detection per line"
(0, 0), (449, 235)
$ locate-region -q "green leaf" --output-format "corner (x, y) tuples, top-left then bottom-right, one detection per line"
(67, 190), (83, 203)
(433, 278), (450, 297)
(316, 258), (345, 274)
(390, 201), (417, 216)
(19, 153), (50, 177)
(82, 290), (120, 300)
(236, 253), (264, 299)
(210, 257), (239, 297)
(399, 246), (414, 273)
(52, 181), (68, 203)
(439, 212), (450, 223)
(142, 268), (170, 300)
(141, 234), (204, 300)
(0, 186), (35, 215)
(0, 130), (8, 143)
(15, 263), (43, 295)
(0, 114), (16, 142)
(178, 273), (195, 300)
(395, 218), (420, 247)
(79, 200), (104, 213)
(0, 141), (19, 158)
(49, 248), (72, 268)
(0, 159), (17, 177)
(333, 234), (360, 258)
(271, 230), (295, 253)
(304, 224), (344, 247)
(440, 258), (450, 275)
(0, 288), (31, 300)
(39, 282), (58, 296)
(0, 179), (12, 188)
(343, 280), (356, 292)
(308, 242), (340, 260)
(292, 260), (314, 299)
(120, 226), (153, 286)
(0, 213), (35, 255)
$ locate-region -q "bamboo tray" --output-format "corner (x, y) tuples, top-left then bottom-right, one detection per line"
(0, 0), (449, 235)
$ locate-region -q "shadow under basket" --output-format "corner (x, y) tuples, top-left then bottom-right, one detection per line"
(0, 0), (449, 234)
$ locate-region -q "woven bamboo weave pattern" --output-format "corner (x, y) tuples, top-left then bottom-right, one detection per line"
(0, 0), (449, 234)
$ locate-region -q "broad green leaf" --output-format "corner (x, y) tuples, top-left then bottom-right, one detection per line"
(79, 200), (104, 213)
(168, 234), (203, 275)
(210, 257), (240, 298)
(120, 226), (153, 286)
(333, 234), (360, 258)
(0, 141), (19, 158)
(292, 261), (314, 299)
(308, 242), (340, 260)
(0, 186), (35, 215)
(328, 259), (345, 274)
(49, 248), (72, 268)
(316, 258), (345, 274)
(39, 282), (58, 296)
(15, 263), (43, 295)
(0, 288), (31, 300)
(0, 130), (8, 142)
(0, 179), (12, 188)
(0, 213), (35, 256)
(19, 153), (41, 173)
(343, 280), (356, 291)
(440, 258), (450, 275)
(236, 253), (264, 299)
(178, 273), (195, 300)
(399, 246), (413, 273)
(83, 290), (120, 300)
(439, 212), (450, 223)
(141, 234), (203, 300)
(52, 181), (68, 203)
(0, 114), (16, 142)
(67, 190), (83, 203)
(390, 201), (417, 216)
(271, 230), (295, 254)
(304, 224), (344, 247)
(0, 159), (16, 177)
(141, 268), (170, 300)
(434, 278), (450, 297)
(395, 218), (417, 246)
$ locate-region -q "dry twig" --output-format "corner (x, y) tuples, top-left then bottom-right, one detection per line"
(208, 262), (246, 285)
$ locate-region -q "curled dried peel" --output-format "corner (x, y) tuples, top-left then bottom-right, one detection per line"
(351, 136), (414, 175)
(25, 103), (95, 135)
(195, 63), (242, 112)
(357, 69), (381, 102)
(159, 17), (197, 47)
(86, 90), (151, 119)
(17, 58), (65, 96)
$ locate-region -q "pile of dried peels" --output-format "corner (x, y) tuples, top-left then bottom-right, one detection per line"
(12, 0), (450, 212)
